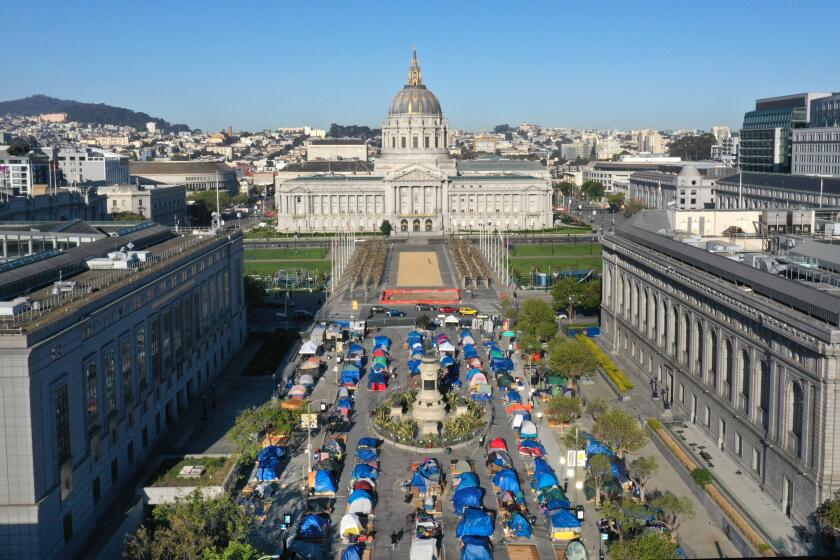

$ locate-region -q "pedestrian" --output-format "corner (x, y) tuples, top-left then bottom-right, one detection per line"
(391, 531), (398, 550)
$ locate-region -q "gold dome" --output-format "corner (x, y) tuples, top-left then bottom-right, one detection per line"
(387, 49), (442, 116)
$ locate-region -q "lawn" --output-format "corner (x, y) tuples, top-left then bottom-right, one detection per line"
(511, 243), (602, 257)
(244, 260), (332, 276)
(244, 331), (298, 375)
(147, 456), (235, 487)
(509, 256), (602, 273)
(245, 247), (329, 260)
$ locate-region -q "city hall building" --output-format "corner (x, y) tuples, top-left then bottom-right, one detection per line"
(275, 51), (553, 234)
(601, 209), (840, 526)
(0, 222), (246, 558)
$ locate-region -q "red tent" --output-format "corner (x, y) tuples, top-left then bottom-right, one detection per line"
(488, 437), (507, 451)
(370, 382), (387, 392)
(353, 480), (374, 492)
(468, 358), (482, 368)
(372, 348), (387, 358)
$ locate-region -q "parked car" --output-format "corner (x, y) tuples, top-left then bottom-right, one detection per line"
(370, 305), (386, 314)
(415, 303), (433, 311)
(555, 312), (568, 320)
(386, 309), (406, 317)
(439, 306), (457, 313)
(458, 307), (478, 316)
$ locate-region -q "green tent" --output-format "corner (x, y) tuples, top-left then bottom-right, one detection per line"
(497, 375), (515, 388)
(537, 485), (568, 505)
(490, 349), (505, 359)
(546, 375), (566, 386)
(373, 356), (388, 366)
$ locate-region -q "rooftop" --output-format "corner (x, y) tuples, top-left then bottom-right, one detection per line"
(308, 138), (365, 146)
(717, 171), (840, 195)
(129, 161), (235, 175)
(283, 161), (373, 173)
(458, 159), (545, 173)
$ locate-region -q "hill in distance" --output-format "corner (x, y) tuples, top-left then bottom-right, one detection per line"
(0, 94), (191, 132)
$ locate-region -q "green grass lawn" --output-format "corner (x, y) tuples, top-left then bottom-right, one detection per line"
(244, 260), (332, 276)
(245, 247), (329, 260)
(147, 456), (234, 487)
(243, 332), (298, 375)
(510, 256), (602, 273)
(511, 243), (602, 257)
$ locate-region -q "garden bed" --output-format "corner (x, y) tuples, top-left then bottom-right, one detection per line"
(146, 456), (235, 488)
(577, 335), (633, 391)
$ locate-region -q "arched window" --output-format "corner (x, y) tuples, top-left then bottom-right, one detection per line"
(739, 349), (751, 411)
(640, 289), (648, 332)
(632, 283), (639, 326)
(694, 320), (703, 375)
(652, 295), (659, 342)
(669, 305), (678, 356)
(681, 314), (690, 364)
(604, 267), (612, 307)
(787, 382), (804, 458)
(724, 340), (733, 400)
(758, 361), (770, 429)
(707, 330), (718, 388)
(624, 278), (631, 319)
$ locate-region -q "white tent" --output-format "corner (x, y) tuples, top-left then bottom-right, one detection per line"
(444, 315), (459, 325)
(519, 420), (538, 438)
(339, 513), (363, 536)
(338, 387), (350, 398)
(410, 538), (438, 560)
(298, 374), (315, 387)
(347, 496), (373, 515)
(438, 341), (456, 352)
(298, 340), (318, 355)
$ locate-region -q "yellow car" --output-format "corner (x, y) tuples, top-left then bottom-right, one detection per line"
(459, 307), (478, 316)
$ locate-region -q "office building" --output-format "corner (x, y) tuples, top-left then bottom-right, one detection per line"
(740, 93), (830, 174)
(583, 159), (684, 193)
(275, 50), (552, 233)
(628, 164), (721, 210)
(55, 147), (130, 186)
(129, 161), (238, 194)
(0, 146), (50, 196)
(632, 129), (667, 154)
(98, 184), (188, 226)
(602, 208), (840, 526)
(305, 138), (367, 161)
(715, 171), (840, 209)
(790, 94), (840, 177)
(0, 222), (246, 559)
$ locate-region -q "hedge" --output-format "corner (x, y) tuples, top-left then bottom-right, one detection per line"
(576, 335), (634, 392)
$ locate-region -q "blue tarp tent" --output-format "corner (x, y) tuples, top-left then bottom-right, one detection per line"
(440, 356), (455, 367)
(337, 397), (354, 410)
(533, 458), (553, 475)
(533, 471), (559, 490)
(549, 508), (582, 530)
(492, 469), (521, 493)
(461, 536), (492, 560)
(342, 544), (362, 560)
(256, 445), (285, 481)
(463, 346), (478, 359)
(348, 343), (365, 355)
(518, 440), (546, 453)
(340, 373), (359, 386)
(471, 393), (492, 402)
(352, 463), (378, 480)
(505, 390), (522, 403)
(456, 508), (494, 538)
(368, 371), (386, 386)
(610, 458), (630, 486)
(299, 513), (328, 539)
(452, 487), (485, 514)
(490, 358), (514, 372)
(456, 472), (480, 490)
(507, 511), (533, 539)
(584, 433), (614, 457)
(545, 498), (571, 510)
(358, 437), (378, 448)
(313, 470), (337, 493)
(356, 447), (378, 462)
(371, 363), (387, 373)
(348, 489), (375, 505)
(466, 368), (482, 381)
(407, 359), (422, 374)
(373, 335), (391, 348)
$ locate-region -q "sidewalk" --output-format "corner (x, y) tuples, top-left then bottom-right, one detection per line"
(600, 335), (811, 557)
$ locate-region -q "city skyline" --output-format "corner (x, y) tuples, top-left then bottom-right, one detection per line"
(4, 0), (840, 132)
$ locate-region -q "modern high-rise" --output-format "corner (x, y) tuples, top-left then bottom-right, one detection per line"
(0, 223), (247, 559)
(0, 146), (50, 195)
(791, 93), (840, 177)
(740, 93), (830, 174)
(55, 147), (130, 186)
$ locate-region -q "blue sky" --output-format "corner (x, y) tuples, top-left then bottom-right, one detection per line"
(4, 0), (840, 132)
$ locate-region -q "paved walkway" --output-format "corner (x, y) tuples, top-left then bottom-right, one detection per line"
(599, 335), (811, 557)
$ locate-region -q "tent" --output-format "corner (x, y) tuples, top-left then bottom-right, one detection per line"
(353, 480), (375, 492)
(488, 437), (507, 451)
(532, 471), (560, 490)
(584, 434), (614, 457)
(491, 358), (514, 372)
(368, 371), (387, 391)
(410, 537), (438, 560)
(299, 340), (319, 355)
(348, 343), (365, 355)
(475, 383), (492, 395)
(460, 536), (492, 560)
(323, 438), (346, 459)
(453, 486), (485, 514)
(546, 375), (566, 387)
(456, 508), (494, 538)
(340, 513), (364, 537)
(506, 403), (532, 415)
(299, 358), (320, 370)
(316, 458), (341, 474)
(507, 511), (533, 539)
(496, 374), (515, 388)
(456, 472), (480, 490)
(444, 315), (459, 326)
(565, 541), (588, 560)
(337, 386), (350, 398)
(519, 420), (538, 439)
(357, 447), (379, 462)
(439, 341), (456, 352)
(537, 485), (569, 506)
(518, 440), (546, 457)
(372, 356), (388, 367)
(372, 348), (387, 358)
(505, 390), (522, 403)
(440, 355), (455, 367)
(257, 445), (284, 481)
(471, 392), (492, 402)
(492, 469), (521, 493)
(337, 397), (354, 410)
(548, 508), (582, 537)
(299, 513), (329, 539)
(466, 368), (482, 381)
(486, 450), (513, 469)
(352, 463), (378, 480)
(373, 335), (391, 348)
(342, 545), (363, 560)
(463, 346), (478, 359)
(532, 458), (553, 475)
(298, 374), (315, 387)
(408, 359), (422, 374)
(468, 373), (488, 386)
(313, 470), (337, 493)
(288, 385), (308, 398)
(358, 437), (379, 449)
(467, 357), (482, 369)
(348, 496), (373, 515)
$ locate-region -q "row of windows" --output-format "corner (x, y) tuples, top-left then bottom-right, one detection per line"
(389, 134), (442, 149)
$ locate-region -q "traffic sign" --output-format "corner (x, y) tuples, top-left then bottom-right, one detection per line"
(300, 414), (318, 429)
(566, 450), (577, 467)
(576, 450), (587, 467)
(352, 300), (358, 310)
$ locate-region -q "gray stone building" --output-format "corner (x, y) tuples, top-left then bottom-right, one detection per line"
(0, 223), (247, 559)
(628, 164), (722, 210)
(0, 189), (107, 222)
(715, 172), (840, 209)
(129, 161), (238, 194)
(98, 183), (187, 226)
(602, 210), (840, 526)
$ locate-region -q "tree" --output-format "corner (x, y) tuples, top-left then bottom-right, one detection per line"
(493, 124), (513, 134)
(581, 180), (605, 200)
(535, 320), (557, 341)
(546, 337), (597, 379)
(623, 198), (645, 216)
(593, 408), (648, 459)
(817, 490), (840, 551)
(231, 193), (250, 205)
(607, 193), (625, 212)
(229, 402), (302, 462)
(112, 211), (147, 221)
(202, 541), (264, 560)
(608, 531), (679, 560)
(379, 219), (392, 236)
(6, 140), (31, 156)
(587, 397), (608, 420)
(668, 133), (717, 160)
(124, 490), (252, 560)
(552, 278), (602, 315)
(588, 453), (613, 506)
(601, 497), (647, 542)
(629, 456), (659, 503)
(578, 280), (602, 312)
(415, 313), (433, 330)
(563, 430), (586, 450)
(553, 181), (577, 196)
(500, 297), (518, 321)
(546, 395), (582, 425)
(189, 190), (231, 214)
(243, 276), (265, 305)
(517, 298), (555, 337)
(651, 491), (695, 540)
